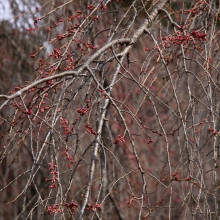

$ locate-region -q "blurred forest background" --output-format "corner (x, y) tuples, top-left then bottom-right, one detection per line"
(1, 0), (220, 219)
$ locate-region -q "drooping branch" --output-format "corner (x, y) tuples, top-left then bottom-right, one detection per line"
(78, 0), (169, 219)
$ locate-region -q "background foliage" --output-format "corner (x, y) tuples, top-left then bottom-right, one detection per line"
(1, 0), (220, 219)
